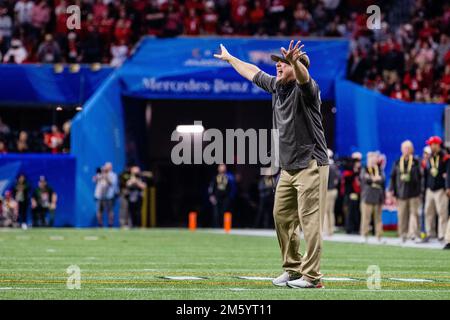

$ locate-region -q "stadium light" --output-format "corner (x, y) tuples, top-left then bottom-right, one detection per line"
(176, 124), (204, 134)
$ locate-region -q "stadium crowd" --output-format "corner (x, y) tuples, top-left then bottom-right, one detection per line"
(0, 0), (448, 102)
(0, 117), (71, 154)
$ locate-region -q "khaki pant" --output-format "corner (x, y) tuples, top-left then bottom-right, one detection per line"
(324, 189), (338, 236)
(424, 189), (449, 239)
(445, 218), (450, 243)
(397, 197), (420, 239)
(273, 160), (329, 282)
(119, 194), (129, 227)
(360, 202), (383, 238)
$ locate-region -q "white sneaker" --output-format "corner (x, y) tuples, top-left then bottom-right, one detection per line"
(287, 276), (324, 289)
(272, 272), (301, 287)
(21, 223), (28, 230)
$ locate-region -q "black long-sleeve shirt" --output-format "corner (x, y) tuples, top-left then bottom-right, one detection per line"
(360, 166), (385, 205)
(389, 156), (422, 199)
(424, 151), (450, 191)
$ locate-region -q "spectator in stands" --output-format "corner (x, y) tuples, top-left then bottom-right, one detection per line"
(184, 8), (201, 35)
(81, 24), (103, 63)
(125, 166), (147, 228)
(3, 38), (27, 63)
(110, 39), (128, 67)
(44, 125), (64, 154)
(202, 1), (218, 35)
(162, 1), (183, 37)
(37, 34), (61, 63)
(360, 152), (385, 243)
(16, 130), (29, 153)
(0, 140), (7, 154)
(64, 32), (81, 63)
(61, 120), (71, 153)
(0, 117), (10, 135)
(423, 136), (450, 241)
(13, 174), (30, 229)
(0, 5), (12, 47)
(93, 162), (118, 228)
(31, 176), (57, 227)
(14, 0), (34, 28)
(388, 140), (422, 242)
(325, 149), (340, 236)
(0, 191), (18, 228)
(30, 0), (50, 36)
(249, 1), (265, 34)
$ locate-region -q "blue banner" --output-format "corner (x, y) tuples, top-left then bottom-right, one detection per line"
(0, 64), (113, 105)
(119, 37), (348, 101)
(0, 154), (76, 226)
(336, 79), (446, 175)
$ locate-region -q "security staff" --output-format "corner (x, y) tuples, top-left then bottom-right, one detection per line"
(423, 136), (450, 241)
(324, 149), (339, 236)
(360, 152), (385, 242)
(342, 152), (362, 234)
(254, 168), (276, 229)
(388, 140), (422, 241)
(208, 164), (233, 228)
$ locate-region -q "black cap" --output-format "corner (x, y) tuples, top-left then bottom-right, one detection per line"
(271, 52), (310, 69)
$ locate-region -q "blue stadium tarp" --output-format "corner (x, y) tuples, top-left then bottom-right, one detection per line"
(335, 79), (446, 176)
(71, 72), (126, 227)
(0, 64), (113, 105)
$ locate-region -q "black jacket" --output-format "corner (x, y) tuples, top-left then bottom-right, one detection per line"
(360, 166), (385, 205)
(424, 151), (450, 191)
(389, 156), (422, 199)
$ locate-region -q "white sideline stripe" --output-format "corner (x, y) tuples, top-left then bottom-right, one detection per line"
(204, 229), (444, 250)
(46, 249), (56, 253)
(388, 278), (434, 283)
(84, 236), (99, 241)
(229, 288), (248, 291)
(238, 276), (273, 281)
(2, 287), (450, 293)
(163, 276), (206, 280)
(323, 277), (357, 282)
(49, 236), (64, 240)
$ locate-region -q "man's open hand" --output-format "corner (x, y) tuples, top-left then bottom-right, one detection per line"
(214, 44), (233, 62)
(281, 40), (306, 64)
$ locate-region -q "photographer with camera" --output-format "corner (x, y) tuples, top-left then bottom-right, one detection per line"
(125, 166), (147, 228)
(93, 162), (118, 228)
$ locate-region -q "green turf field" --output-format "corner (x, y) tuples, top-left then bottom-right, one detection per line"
(0, 228), (449, 300)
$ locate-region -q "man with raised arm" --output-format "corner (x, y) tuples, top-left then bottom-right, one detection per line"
(214, 41), (329, 289)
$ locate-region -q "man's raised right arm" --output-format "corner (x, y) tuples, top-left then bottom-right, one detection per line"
(214, 44), (260, 82)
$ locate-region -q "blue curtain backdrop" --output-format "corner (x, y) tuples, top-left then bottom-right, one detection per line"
(335, 79), (446, 175)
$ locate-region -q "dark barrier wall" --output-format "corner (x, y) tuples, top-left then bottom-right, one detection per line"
(0, 154), (76, 226)
(0, 64), (113, 105)
(336, 79), (446, 175)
